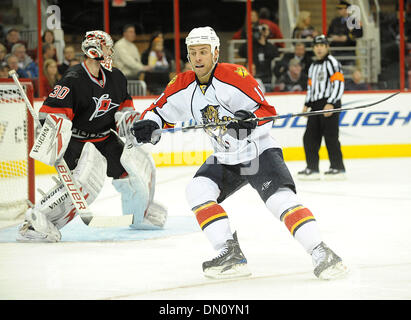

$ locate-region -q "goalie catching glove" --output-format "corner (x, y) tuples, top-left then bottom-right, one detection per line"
(131, 119), (161, 145)
(226, 110), (257, 140)
(30, 114), (72, 166)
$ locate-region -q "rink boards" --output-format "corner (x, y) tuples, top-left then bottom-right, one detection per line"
(33, 91), (411, 172)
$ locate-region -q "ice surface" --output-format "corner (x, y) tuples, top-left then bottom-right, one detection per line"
(1, 158), (410, 300)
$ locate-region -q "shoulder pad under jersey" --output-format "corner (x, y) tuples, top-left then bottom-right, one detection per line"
(214, 63), (267, 103)
(163, 70), (196, 96)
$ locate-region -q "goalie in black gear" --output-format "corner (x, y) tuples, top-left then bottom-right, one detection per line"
(17, 30), (167, 243)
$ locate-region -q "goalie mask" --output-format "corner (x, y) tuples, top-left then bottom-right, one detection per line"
(81, 30), (114, 71)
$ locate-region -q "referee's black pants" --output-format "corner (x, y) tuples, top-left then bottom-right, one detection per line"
(303, 99), (345, 171)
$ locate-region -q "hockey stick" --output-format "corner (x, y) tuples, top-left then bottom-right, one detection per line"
(9, 70), (132, 228)
(161, 92), (400, 132)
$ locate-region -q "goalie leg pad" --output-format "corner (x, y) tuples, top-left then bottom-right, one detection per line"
(120, 144), (156, 202)
(132, 201), (167, 230)
(29, 142), (107, 230)
(112, 176), (149, 226)
(113, 144), (167, 228)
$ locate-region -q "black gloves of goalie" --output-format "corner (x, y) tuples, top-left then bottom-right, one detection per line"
(131, 119), (161, 145)
(226, 110), (257, 140)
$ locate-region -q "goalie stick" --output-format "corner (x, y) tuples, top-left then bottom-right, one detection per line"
(159, 92), (400, 132)
(9, 70), (133, 228)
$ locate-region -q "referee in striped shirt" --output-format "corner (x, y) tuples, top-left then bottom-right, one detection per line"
(298, 35), (346, 180)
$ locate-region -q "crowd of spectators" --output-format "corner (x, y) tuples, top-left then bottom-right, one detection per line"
(1, 0), (409, 97)
(233, 1), (373, 93)
(0, 27), (71, 97)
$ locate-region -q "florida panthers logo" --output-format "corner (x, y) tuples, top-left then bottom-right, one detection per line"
(200, 105), (233, 149)
(89, 94), (119, 121)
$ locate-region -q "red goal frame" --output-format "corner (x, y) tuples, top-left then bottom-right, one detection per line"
(0, 78), (35, 206)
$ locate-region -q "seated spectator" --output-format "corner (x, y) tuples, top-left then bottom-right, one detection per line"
(0, 65), (9, 78)
(0, 43), (7, 66)
(11, 43), (38, 78)
(141, 31), (163, 61)
(42, 29), (54, 44)
(292, 11), (319, 45)
(42, 29), (58, 61)
(275, 58), (307, 92)
(273, 42), (312, 79)
(6, 54), (29, 78)
(4, 28), (27, 53)
(327, 0), (363, 64)
(141, 33), (173, 95)
(345, 68), (370, 90)
(233, 9), (284, 48)
(113, 24), (151, 80)
(239, 23), (279, 92)
(58, 45), (76, 75)
(40, 59), (61, 97)
(43, 43), (57, 62)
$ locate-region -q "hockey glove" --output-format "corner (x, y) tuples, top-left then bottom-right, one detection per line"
(131, 120), (161, 145)
(226, 110), (257, 140)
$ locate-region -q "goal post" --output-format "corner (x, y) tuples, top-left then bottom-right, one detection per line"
(0, 78), (35, 220)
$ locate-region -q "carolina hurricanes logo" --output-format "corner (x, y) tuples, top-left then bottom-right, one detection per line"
(89, 94), (119, 121)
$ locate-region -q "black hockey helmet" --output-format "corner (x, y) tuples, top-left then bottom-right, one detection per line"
(336, 1), (351, 9)
(312, 34), (329, 46)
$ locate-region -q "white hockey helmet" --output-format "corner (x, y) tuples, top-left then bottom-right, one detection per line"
(185, 27), (220, 59)
(81, 30), (114, 71)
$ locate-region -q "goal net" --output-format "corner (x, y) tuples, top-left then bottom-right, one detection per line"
(0, 79), (35, 220)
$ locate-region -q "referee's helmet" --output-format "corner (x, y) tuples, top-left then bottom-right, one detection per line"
(312, 34), (329, 46)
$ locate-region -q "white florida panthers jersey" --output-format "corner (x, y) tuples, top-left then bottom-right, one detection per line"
(141, 63), (281, 164)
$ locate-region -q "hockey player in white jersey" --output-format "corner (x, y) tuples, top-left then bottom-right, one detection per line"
(131, 26), (348, 280)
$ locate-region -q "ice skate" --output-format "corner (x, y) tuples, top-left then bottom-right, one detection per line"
(297, 168), (320, 181)
(202, 232), (251, 279)
(323, 168), (346, 180)
(311, 242), (348, 280)
(16, 208), (61, 243)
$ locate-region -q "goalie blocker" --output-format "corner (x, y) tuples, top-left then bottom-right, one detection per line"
(29, 114), (72, 166)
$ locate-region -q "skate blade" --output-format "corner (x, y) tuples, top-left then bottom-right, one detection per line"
(297, 174), (321, 181)
(16, 235), (59, 243)
(16, 228), (60, 243)
(318, 262), (349, 280)
(323, 174), (346, 181)
(204, 263), (252, 280)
